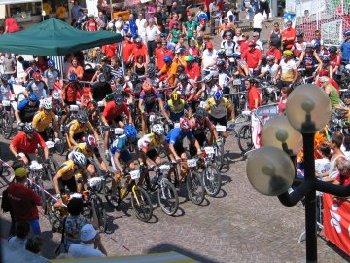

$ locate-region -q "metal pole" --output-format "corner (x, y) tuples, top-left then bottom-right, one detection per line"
(302, 132), (317, 263)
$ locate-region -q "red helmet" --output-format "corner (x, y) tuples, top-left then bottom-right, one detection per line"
(32, 72), (42, 80)
(180, 118), (192, 130)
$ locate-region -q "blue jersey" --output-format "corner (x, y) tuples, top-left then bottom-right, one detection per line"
(341, 40), (350, 62)
(165, 128), (194, 145)
(110, 134), (128, 154)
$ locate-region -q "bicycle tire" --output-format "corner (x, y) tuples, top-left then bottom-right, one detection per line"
(4, 110), (14, 139)
(167, 165), (180, 188)
(56, 137), (67, 156)
(237, 124), (253, 153)
(215, 142), (225, 170)
(92, 196), (107, 232)
(157, 178), (179, 216)
(202, 162), (222, 197)
(105, 186), (121, 209)
(46, 202), (63, 233)
(131, 186), (153, 222)
(186, 171), (205, 205)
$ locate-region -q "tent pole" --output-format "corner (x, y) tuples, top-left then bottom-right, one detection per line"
(41, 0), (44, 21)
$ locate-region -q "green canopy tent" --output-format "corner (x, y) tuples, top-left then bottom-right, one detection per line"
(0, 18), (122, 55)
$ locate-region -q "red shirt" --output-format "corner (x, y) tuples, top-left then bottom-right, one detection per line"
(185, 63), (201, 80)
(330, 54), (341, 67)
(5, 18), (19, 33)
(101, 43), (117, 58)
(266, 48), (282, 62)
(242, 48), (262, 69)
(62, 82), (81, 102)
(282, 28), (296, 49)
(156, 47), (172, 70)
(122, 40), (134, 62)
(248, 86), (262, 110)
(315, 78), (340, 92)
(131, 44), (148, 62)
(7, 182), (42, 221)
(103, 101), (129, 123)
(239, 40), (249, 57)
(12, 131), (46, 154)
(186, 47), (200, 57)
(87, 20), (97, 31)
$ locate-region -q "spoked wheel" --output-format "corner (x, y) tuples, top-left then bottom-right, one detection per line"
(186, 171), (205, 205)
(55, 137), (67, 155)
(167, 165), (180, 188)
(104, 185), (121, 209)
(157, 178), (179, 216)
(3, 111), (14, 139)
(237, 124), (253, 154)
(215, 142), (225, 170)
(92, 197), (107, 232)
(202, 163), (222, 197)
(131, 186), (153, 222)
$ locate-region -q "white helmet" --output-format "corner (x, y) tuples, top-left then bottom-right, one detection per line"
(71, 151), (87, 168)
(152, 124), (165, 136)
(52, 91), (60, 100)
(42, 99), (52, 110)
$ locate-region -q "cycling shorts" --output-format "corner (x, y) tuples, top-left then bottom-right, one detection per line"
(209, 116), (227, 127)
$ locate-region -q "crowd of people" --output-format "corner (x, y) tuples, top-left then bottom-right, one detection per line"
(2, 0), (350, 260)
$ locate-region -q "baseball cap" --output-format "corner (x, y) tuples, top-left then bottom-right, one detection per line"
(81, 224), (97, 242)
(10, 167), (28, 182)
(206, 42), (213, 49)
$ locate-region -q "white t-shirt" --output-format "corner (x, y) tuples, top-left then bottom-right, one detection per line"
(146, 25), (160, 42)
(68, 243), (105, 258)
(253, 13), (264, 29)
(261, 64), (279, 78)
(202, 49), (217, 69)
(279, 59), (297, 81)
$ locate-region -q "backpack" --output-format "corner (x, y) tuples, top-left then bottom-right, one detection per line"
(1, 188), (11, 213)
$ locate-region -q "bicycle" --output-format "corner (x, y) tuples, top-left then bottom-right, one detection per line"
(27, 160), (47, 208)
(201, 146), (222, 197)
(0, 99), (16, 139)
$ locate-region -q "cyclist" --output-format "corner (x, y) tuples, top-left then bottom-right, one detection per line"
(43, 59), (62, 95)
(175, 73), (197, 102)
(9, 123), (49, 165)
(70, 135), (108, 178)
(32, 99), (59, 141)
(165, 118), (201, 163)
(137, 124), (165, 169)
(164, 91), (192, 125)
(205, 90), (235, 139)
(298, 44), (322, 77)
(25, 72), (48, 99)
(0, 74), (14, 101)
(198, 74), (221, 100)
(189, 108), (219, 156)
(138, 80), (165, 134)
(66, 111), (100, 148)
(53, 151), (87, 195)
(276, 50), (298, 90)
(15, 93), (40, 124)
(217, 59), (233, 95)
(61, 72), (82, 106)
(259, 55), (279, 82)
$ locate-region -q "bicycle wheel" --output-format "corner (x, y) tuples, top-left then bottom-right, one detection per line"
(105, 185), (121, 209)
(215, 142), (225, 170)
(186, 171), (205, 205)
(202, 163), (222, 197)
(3, 110), (14, 139)
(92, 196), (107, 232)
(130, 186), (153, 222)
(167, 166), (180, 188)
(157, 178), (179, 216)
(237, 124), (253, 154)
(56, 137), (67, 156)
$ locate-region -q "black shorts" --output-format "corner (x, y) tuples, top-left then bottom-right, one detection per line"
(209, 116), (227, 127)
(73, 132), (84, 142)
(146, 149), (159, 161)
(174, 143), (186, 156)
(144, 102), (157, 112)
(38, 130), (49, 141)
(58, 176), (77, 194)
(190, 131), (207, 156)
(108, 115), (124, 125)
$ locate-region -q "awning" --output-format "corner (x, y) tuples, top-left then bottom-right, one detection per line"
(0, 0), (41, 4)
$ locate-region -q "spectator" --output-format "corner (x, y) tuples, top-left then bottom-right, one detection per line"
(241, 41), (262, 76)
(269, 22), (282, 49)
(183, 14), (198, 45)
(252, 31), (263, 50)
(253, 9), (265, 36)
(122, 33), (135, 67)
(281, 20), (296, 50)
(109, 56), (124, 81)
(202, 41), (217, 70)
(4, 15), (19, 34)
(56, 3), (67, 21)
(8, 221), (30, 249)
(101, 43), (117, 59)
(266, 44), (282, 63)
(246, 78), (262, 111)
(311, 30), (324, 55)
(333, 159), (350, 186)
(294, 30), (306, 57)
(67, 57), (84, 80)
(3, 53), (17, 79)
(134, 55), (146, 77)
(68, 224), (107, 257)
(130, 38), (149, 66)
(277, 86), (290, 113)
(156, 41), (171, 70)
(209, 1), (219, 35)
(96, 11), (107, 30)
(259, 0), (270, 19)
(25, 236), (43, 255)
(146, 18), (160, 58)
(7, 167), (42, 236)
(318, 76), (344, 109)
(126, 14), (138, 36)
(169, 13), (179, 31)
(71, 0), (82, 26)
(341, 30), (350, 63)
(342, 134), (350, 160)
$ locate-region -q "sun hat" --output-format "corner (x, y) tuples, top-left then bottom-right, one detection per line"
(80, 224), (97, 242)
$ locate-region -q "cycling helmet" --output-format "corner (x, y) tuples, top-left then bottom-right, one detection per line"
(213, 90), (223, 101)
(32, 72), (41, 80)
(23, 123), (34, 134)
(203, 74), (213, 83)
(152, 124), (165, 136)
(178, 73), (188, 81)
(68, 72), (78, 82)
(177, 65), (185, 73)
(160, 32), (167, 38)
(52, 91), (60, 100)
(296, 30), (304, 37)
(344, 30), (350, 36)
(180, 118), (191, 130)
(86, 134), (97, 148)
(216, 59), (226, 66)
(217, 49), (226, 57)
(124, 124), (137, 140)
(185, 55), (193, 62)
(312, 42), (320, 49)
(142, 80), (152, 91)
(71, 151), (87, 168)
(328, 46), (337, 54)
(322, 55), (330, 62)
(28, 93), (39, 102)
(130, 73), (139, 83)
(171, 91), (181, 102)
(114, 93), (124, 105)
(163, 56), (172, 63)
(225, 31), (233, 37)
(266, 55), (275, 61)
(76, 111), (88, 124)
(48, 59), (55, 67)
(195, 107), (207, 119)
(98, 73), (106, 83)
(41, 99), (52, 110)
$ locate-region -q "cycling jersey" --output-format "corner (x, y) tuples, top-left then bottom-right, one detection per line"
(221, 40), (236, 57)
(204, 84), (221, 98)
(165, 99), (190, 122)
(303, 54), (317, 69)
(138, 132), (163, 152)
(170, 29), (182, 44)
(0, 83), (13, 101)
(11, 131), (46, 154)
(25, 80), (48, 98)
(206, 97), (233, 119)
(56, 159), (84, 180)
(73, 142), (101, 159)
(17, 99), (40, 123)
(218, 70), (231, 90)
(110, 134), (128, 154)
(32, 110), (57, 132)
(62, 82), (81, 103)
(191, 117), (215, 135)
(43, 68), (60, 90)
(139, 89), (161, 106)
(67, 119), (95, 137)
(176, 82), (195, 99)
(165, 128), (195, 145)
(102, 101), (129, 123)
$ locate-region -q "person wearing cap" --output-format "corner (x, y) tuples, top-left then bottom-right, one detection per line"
(160, 48), (186, 86)
(281, 20), (296, 50)
(130, 37), (149, 67)
(241, 40), (262, 76)
(25, 71), (48, 99)
(7, 167), (42, 236)
(341, 30), (350, 63)
(276, 50), (298, 90)
(202, 41), (218, 70)
(185, 55), (201, 85)
(68, 224), (107, 258)
(266, 44), (282, 64)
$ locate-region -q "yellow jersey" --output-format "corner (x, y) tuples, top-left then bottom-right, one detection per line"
(67, 119), (95, 137)
(56, 159), (84, 180)
(73, 142), (101, 159)
(32, 110), (57, 132)
(206, 97), (233, 119)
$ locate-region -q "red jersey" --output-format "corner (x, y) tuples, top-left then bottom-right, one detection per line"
(102, 101), (130, 123)
(131, 44), (148, 62)
(122, 40), (135, 62)
(7, 182), (42, 221)
(62, 82), (81, 102)
(185, 63), (200, 80)
(102, 44), (117, 58)
(248, 86), (262, 110)
(156, 48), (171, 70)
(186, 47), (200, 57)
(242, 48), (262, 69)
(330, 54), (341, 67)
(12, 131), (46, 154)
(266, 48), (282, 62)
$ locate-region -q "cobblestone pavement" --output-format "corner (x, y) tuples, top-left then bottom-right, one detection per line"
(1, 17), (350, 263)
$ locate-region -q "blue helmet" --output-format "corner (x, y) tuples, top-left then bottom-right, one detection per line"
(163, 56), (172, 63)
(124, 124), (137, 140)
(48, 59), (55, 67)
(213, 90), (223, 101)
(344, 30), (350, 37)
(68, 72), (78, 81)
(114, 93), (124, 105)
(160, 32), (167, 38)
(28, 93), (39, 102)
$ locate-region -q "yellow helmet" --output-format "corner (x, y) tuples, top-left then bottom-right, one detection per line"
(171, 91), (180, 102)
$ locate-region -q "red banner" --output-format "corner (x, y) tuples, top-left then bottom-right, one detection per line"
(323, 193), (350, 256)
